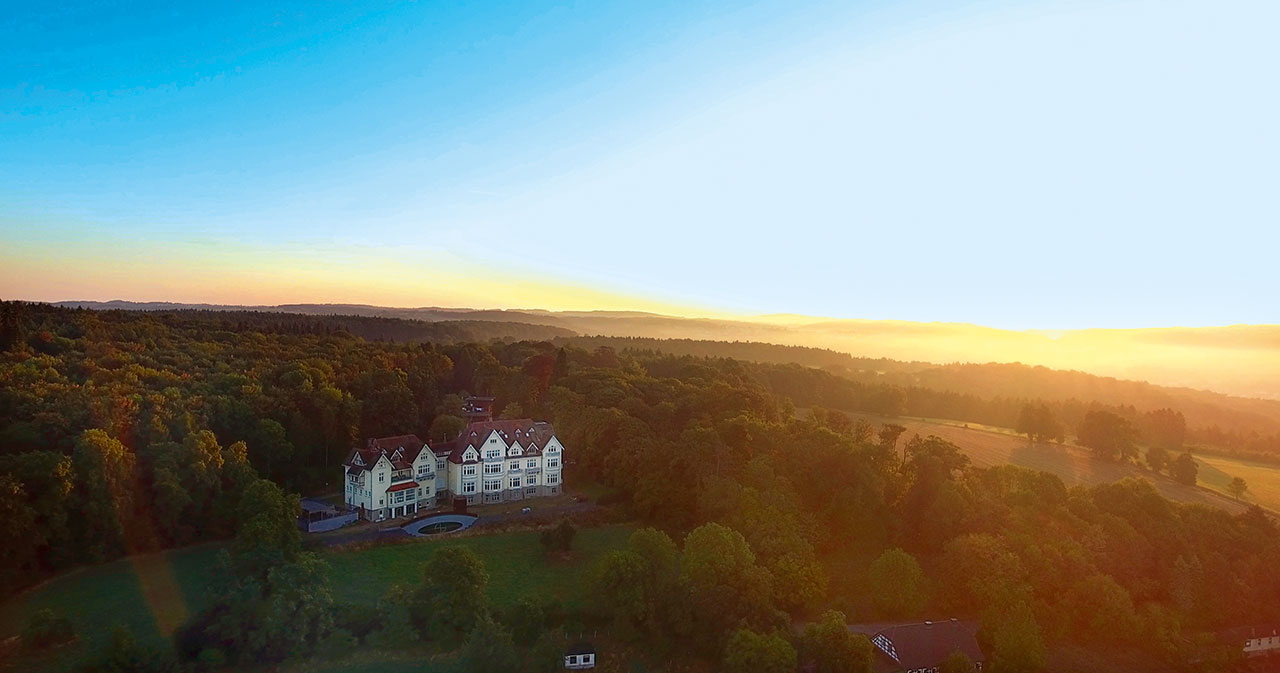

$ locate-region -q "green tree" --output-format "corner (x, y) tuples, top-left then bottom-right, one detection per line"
(429, 414), (466, 442)
(987, 602), (1045, 673)
(0, 475), (42, 591)
(722, 628), (796, 673)
(682, 523), (780, 648)
(503, 595), (547, 647)
(1227, 476), (1248, 500)
(1076, 410), (1138, 462)
(460, 614), (520, 673)
(1142, 408), (1186, 451)
(1171, 452), (1198, 486)
(939, 651), (979, 673)
(541, 518), (577, 554)
(868, 548), (929, 618)
(176, 479), (333, 665)
(1145, 445), (1169, 473)
(1016, 404), (1061, 444)
(800, 610), (873, 673)
(408, 546), (489, 638)
(73, 429), (137, 561)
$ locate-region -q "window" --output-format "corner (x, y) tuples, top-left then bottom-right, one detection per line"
(485, 449), (500, 460)
(484, 463), (502, 475)
(548, 474), (559, 484)
(436, 458), (445, 471)
(463, 482), (476, 494)
(394, 491), (405, 503)
(379, 472), (386, 482)
(548, 458), (560, 468)
(463, 465), (476, 476)
(568, 656), (577, 665)
(526, 459), (536, 468)
(509, 461), (519, 472)
(485, 480), (501, 492)
(510, 477), (521, 489)
(406, 490), (416, 501)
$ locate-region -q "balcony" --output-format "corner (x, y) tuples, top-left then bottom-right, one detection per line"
(525, 467), (541, 475)
(391, 471), (414, 484)
(415, 471), (436, 481)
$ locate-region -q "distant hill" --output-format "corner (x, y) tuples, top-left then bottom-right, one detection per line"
(56, 300), (1280, 432)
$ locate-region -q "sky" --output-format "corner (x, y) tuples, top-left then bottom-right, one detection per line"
(2, 0), (1277, 329)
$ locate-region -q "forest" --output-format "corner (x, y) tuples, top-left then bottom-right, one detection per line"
(1, 301), (1277, 672)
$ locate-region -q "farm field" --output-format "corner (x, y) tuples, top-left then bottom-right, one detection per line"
(0, 525), (632, 673)
(839, 412), (1261, 514)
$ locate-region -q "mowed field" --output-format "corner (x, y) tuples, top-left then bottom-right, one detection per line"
(839, 412), (1271, 515)
(0, 525), (633, 673)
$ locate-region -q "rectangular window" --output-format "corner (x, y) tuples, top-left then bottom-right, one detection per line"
(463, 465), (476, 476)
(526, 459), (536, 468)
(485, 463), (502, 475)
(568, 656), (577, 664)
(548, 474), (559, 484)
(485, 480), (500, 492)
(548, 458), (559, 468)
(379, 472), (386, 482)
(463, 482), (476, 494)
(406, 490), (416, 500)
(510, 477), (521, 488)
(436, 458), (445, 470)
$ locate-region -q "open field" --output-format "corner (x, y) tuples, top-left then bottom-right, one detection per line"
(0, 525), (632, 673)
(0, 544), (221, 673)
(836, 412), (1262, 514)
(325, 524), (634, 609)
(1195, 454), (1280, 512)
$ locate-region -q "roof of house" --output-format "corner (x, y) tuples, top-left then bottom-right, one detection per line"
(386, 481), (419, 493)
(565, 641), (595, 656)
(1219, 623), (1280, 644)
(447, 419), (556, 464)
(849, 619), (983, 672)
(344, 435), (431, 472)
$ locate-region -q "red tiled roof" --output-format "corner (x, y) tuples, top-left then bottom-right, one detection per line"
(447, 419), (555, 464)
(387, 481), (419, 493)
(345, 435), (434, 471)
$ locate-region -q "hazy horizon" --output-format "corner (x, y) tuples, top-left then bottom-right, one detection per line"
(5, 0), (1279, 331)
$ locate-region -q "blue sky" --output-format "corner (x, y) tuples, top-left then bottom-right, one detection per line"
(2, 0), (1277, 329)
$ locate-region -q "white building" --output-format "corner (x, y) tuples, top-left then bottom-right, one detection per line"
(342, 416), (565, 521)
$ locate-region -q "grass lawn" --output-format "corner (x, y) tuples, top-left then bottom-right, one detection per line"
(0, 544), (223, 673)
(1, 525), (632, 672)
(324, 524), (634, 609)
(1195, 453), (1280, 512)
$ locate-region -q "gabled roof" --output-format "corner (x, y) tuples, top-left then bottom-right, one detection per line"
(447, 419), (557, 463)
(849, 619), (983, 672)
(345, 435), (432, 471)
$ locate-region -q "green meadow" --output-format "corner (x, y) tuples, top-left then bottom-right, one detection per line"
(0, 525), (633, 673)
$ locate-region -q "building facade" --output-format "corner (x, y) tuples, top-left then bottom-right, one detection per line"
(342, 410), (565, 521)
